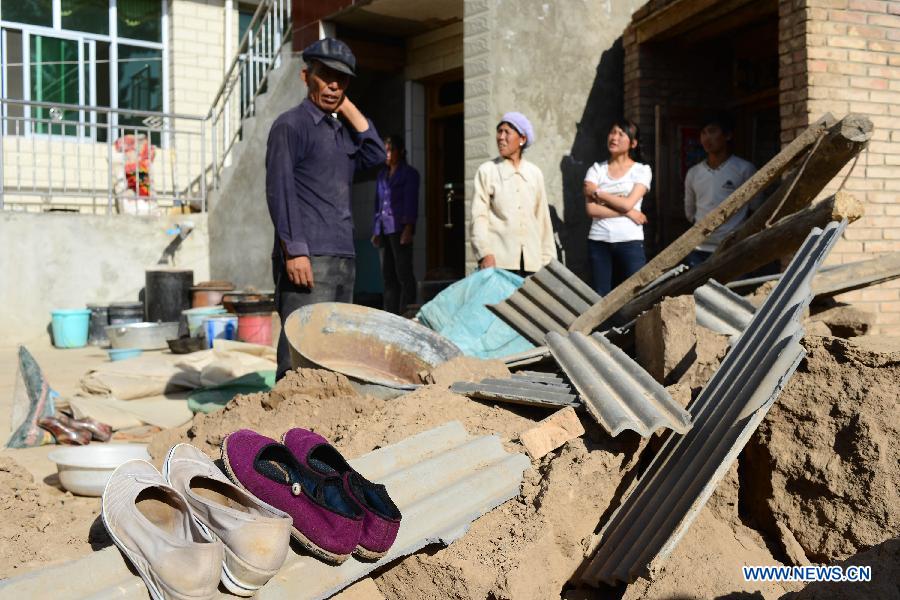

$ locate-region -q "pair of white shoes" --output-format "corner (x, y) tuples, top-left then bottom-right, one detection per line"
(101, 444), (293, 600)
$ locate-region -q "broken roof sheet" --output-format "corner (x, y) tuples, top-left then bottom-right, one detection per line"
(450, 371), (578, 409)
(489, 260), (692, 345)
(582, 221), (846, 586)
(694, 279), (756, 339)
(487, 259), (600, 345)
(0, 422), (530, 600)
(545, 330), (691, 437)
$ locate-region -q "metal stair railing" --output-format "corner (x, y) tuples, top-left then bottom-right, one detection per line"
(207, 0), (293, 192)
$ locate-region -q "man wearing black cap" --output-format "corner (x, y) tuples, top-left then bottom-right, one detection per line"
(266, 37), (386, 380)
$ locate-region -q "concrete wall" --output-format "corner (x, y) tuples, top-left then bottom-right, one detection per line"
(208, 51), (307, 290)
(1, 212), (210, 344)
(463, 0), (646, 277)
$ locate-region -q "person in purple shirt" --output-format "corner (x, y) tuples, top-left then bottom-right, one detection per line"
(265, 38), (386, 380)
(372, 134), (420, 315)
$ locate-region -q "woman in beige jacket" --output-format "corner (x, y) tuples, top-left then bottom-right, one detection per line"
(471, 112), (556, 276)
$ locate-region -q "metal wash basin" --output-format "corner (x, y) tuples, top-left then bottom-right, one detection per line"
(284, 303), (462, 398)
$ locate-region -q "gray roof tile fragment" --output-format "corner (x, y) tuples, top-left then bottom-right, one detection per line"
(545, 331), (692, 437)
(451, 372), (578, 408)
(694, 279), (756, 339)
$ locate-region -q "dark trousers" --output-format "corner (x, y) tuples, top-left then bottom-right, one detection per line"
(684, 249), (714, 269)
(589, 240), (646, 296)
(273, 255), (355, 381)
(381, 232), (416, 315)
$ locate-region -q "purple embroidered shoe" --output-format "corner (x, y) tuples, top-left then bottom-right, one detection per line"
(220, 429), (363, 565)
(282, 428), (402, 560)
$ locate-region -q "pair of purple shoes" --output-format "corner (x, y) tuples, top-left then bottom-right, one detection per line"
(221, 428), (401, 565)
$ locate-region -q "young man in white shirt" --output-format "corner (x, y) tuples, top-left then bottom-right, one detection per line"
(683, 114), (756, 268)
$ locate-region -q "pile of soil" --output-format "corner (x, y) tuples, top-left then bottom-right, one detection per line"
(744, 336), (900, 564)
(0, 456), (106, 578)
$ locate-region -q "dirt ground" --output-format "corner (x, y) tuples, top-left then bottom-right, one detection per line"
(0, 330), (897, 598)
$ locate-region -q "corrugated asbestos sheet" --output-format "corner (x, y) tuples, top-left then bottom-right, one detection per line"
(582, 221), (846, 586)
(694, 279), (756, 339)
(490, 261), (692, 345)
(545, 331), (691, 437)
(450, 371), (578, 409)
(487, 259), (601, 345)
(0, 422), (530, 600)
(502, 345), (551, 368)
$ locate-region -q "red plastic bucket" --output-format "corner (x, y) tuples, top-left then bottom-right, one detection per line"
(237, 312), (273, 346)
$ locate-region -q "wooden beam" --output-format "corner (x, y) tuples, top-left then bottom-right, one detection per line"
(619, 192), (863, 321)
(635, 0), (760, 44)
(716, 114), (873, 252)
(813, 252), (900, 298)
(569, 114), (836, 334)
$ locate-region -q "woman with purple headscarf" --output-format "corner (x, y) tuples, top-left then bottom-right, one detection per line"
(470, 112), (556, 277)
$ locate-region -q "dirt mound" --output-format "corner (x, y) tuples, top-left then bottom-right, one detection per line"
(789, 536), (900, 600)
(148, 369), (383, 460)
(375, 436), (635, 600)
(619, 506), (795, 600)
(743, 336), (900, 564)
(0, 456), (105, 578)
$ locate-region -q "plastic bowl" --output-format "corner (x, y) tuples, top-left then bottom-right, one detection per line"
(47, 444), (151, 496)
(108, 348), (143, 361)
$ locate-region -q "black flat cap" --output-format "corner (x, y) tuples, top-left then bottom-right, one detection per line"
(302, 37), (357, 76)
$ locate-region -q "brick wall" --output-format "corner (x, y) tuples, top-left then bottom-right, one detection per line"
(625, 0), (900, 335)
(170, 0), (227, 117)
(791, 0), (900, 334)
(406, 22), (463, 81)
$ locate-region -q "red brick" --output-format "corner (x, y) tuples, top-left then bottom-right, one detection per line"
(868, 39), (900, 53)
(827, 86), (869, 101)
(828, 61), (869, 76)
(809, 46), (849, 60)
(809, 72), (849, 86)
(870, 90), (900, 103)
(829, 35), (868, 49)
(829, 9), (868, 22)
(878, 301), (900, 313)
(843, 227), (883, 240)
(859, 288), (900, 301)
(867, 13), (900, 27)
(867, 165), (900, 178)
(849, 49), (888, 64)
(849, 76), (890, 89)
(848, 0), (888, 10)
(865, 241), (900, 252)
(848, 24), (888, 40)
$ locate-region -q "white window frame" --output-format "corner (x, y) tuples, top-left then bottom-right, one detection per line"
(1, 0), (169, 140)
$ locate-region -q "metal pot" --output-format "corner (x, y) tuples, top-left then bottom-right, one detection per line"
(284, 302), (462, 398)
(105, 322), (180, 350)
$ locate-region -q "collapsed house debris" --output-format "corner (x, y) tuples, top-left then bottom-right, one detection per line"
(582, 221), (845, 586)
(1, 110), (896, 600)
